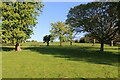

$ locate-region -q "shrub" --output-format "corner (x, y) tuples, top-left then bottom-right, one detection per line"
(79, 37), (85, 43)
(74, 39), (79, 43)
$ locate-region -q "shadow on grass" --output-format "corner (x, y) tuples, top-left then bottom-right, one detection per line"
(24, 45), (119, 67)
(2, 47), (14, 51)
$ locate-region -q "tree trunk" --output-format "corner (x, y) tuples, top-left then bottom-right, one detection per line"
(60, 37), (62, 46)
(70, 41), (72, 46)
(60, 40), (62, 46)
(100, 42), (104, 52)
(47, 41), (49, 46)
(15, 43), (21, 51)
(92, 39), (95, 46)
(110, 40), (113, 46)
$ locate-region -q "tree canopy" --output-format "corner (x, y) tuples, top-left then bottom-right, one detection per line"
(2, 2), (43, 51)
(64, 24), (74, 45)
(43, 35), (52, 46)
(50, 21), (68, 46)
(66, 2), (119, 51)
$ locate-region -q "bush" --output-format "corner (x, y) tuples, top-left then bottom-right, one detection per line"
(31, 40), (37, 42)
(2, 43), (15, 46)
(79, 37), (85, 43)
(74, 40), (79, 43)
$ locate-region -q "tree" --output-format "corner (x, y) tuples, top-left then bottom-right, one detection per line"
(0, 24), (2, 44)
(114, 33), (120, 45)
(31, 40), (37, 42)
(109, 32), (120, 46)
(79, 37), (85, 43)
(2, 2), (43, 51)
(118, 2), (120, 34)
(64, 24), (74, 45)
(50, 21), (68, 46)
(84, 33), (97, 46)
(43, 35), (52, 46)
(66, 2), (119, 52)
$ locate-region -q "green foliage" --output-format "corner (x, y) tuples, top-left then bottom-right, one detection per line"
(50, 21), (68, 46)
(105, 33), (120, 46)
(50, 21), (67, 38)
(0, 23), (2, 41)
(74, 39), (79, 43)
(118, 2), (120, 34)
(79, 37), (86, 43)
(43, 35), (52, 46)
(43, 35), (51, 43)
(31, 40), (37, 42)
(2, 2), (43, 44)
(64, 24), (73, 42)
(84, 33), (99, 43)
(66, 2), (119, 51)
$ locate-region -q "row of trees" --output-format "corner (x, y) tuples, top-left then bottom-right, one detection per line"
(44, 21), (95, 47)
(43, 21), (74, 46)
(75, 33), (120, 46)
(48, 2), (119, 52)
(1, 2), (120, 52)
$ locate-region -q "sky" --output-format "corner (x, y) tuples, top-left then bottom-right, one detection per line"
(29, 2), (90, 42)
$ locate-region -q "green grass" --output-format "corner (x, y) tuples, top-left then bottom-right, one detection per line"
(2, 42), (119, 78)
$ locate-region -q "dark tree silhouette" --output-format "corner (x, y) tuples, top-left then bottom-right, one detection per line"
(43, 35), (52, 46)
(66, 2), (119, 52)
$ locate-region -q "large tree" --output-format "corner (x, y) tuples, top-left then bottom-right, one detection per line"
(66, 2), (119, 52)
(50, 21), (68, 46)
(2, 2), (43, 51)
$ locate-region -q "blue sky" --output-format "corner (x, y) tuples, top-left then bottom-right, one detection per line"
(29, 2), (89, 42)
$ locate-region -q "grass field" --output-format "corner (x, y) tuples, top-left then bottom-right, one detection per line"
(2, 42), (119, 78)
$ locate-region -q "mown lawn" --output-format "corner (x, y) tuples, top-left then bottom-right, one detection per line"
(2, 42), (119, 78)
